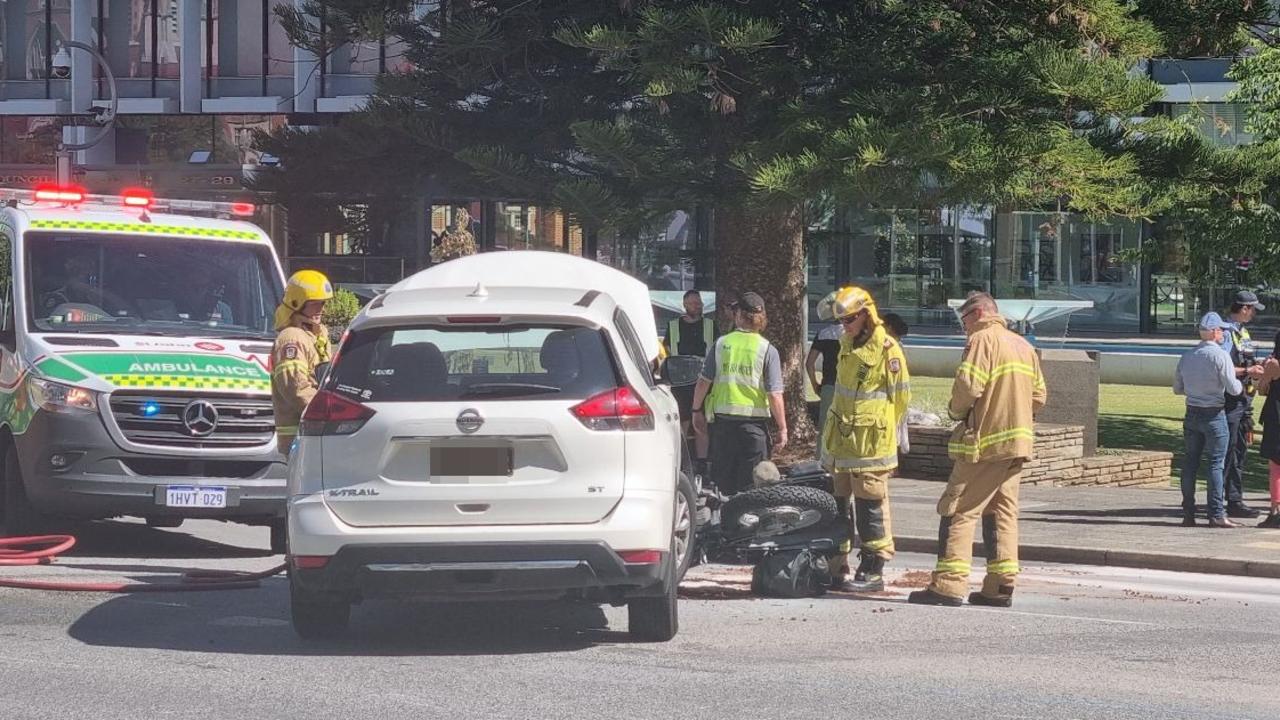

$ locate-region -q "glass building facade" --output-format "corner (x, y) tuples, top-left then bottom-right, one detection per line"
(808, 207), (1148, 335)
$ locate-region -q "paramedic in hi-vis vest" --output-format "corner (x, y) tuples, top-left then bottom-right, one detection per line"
(691, 292), (786, 496)
(820, 286), (910, 593)
(271, 270), (334, 455)
(909, 291), (1046, 608)
(666, 289), (718, 471)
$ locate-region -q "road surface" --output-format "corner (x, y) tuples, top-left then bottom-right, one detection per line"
(0, 519), (1276, 719)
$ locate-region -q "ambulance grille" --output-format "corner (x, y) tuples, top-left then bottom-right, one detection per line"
(109, 392), (275, 449)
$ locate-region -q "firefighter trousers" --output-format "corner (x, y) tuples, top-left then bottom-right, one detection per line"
(832, 470), (895, 576)
(928, 458), (1023, 600)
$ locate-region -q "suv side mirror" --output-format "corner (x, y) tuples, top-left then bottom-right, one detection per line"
(660, 355), (702, 387)
(313, 361), (331, 384)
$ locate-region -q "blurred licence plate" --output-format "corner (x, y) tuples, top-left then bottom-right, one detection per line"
(431, 447), (513, 477)
(164, 485), (227, 508)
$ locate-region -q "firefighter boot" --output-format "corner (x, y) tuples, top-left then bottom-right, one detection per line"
(840, 552), (885, 593)
(968, 587), (1014, 608)
(906, 588), (963, 607)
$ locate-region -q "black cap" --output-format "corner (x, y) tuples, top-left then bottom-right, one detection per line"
(1235, 290), (1266, 311)
(740, 292), (765, 313)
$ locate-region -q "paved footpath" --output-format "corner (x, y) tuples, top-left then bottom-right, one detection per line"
(889, 477), (1280, 578)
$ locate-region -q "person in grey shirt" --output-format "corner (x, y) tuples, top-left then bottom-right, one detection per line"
(691, 291), (785, 495)
(1174, 312), (1260, 527)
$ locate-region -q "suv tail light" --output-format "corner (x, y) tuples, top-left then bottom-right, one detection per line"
(571, 387), (654, 431)
(299, 390), (375, 436)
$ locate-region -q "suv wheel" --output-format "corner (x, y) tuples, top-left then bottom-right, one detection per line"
(1, 447), (47, 537)
(627, 542), (679, 642)
(290, 580), (350, 640)
(673, 472), (696, 580)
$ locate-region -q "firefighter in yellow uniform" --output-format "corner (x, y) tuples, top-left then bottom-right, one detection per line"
(909, 291), (1046, 607)
(820, 286), (910, 592)
(271, 270), (334, 455)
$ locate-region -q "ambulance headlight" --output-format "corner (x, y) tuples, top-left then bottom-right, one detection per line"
(29, 377), (99, 414)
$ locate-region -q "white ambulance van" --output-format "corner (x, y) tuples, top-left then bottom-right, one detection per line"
(0, 185), (288, 550)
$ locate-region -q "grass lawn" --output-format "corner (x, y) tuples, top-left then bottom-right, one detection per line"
(908, 376), (1269, 492)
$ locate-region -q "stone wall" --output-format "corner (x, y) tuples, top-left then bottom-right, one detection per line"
(898, 423), (1172, 488)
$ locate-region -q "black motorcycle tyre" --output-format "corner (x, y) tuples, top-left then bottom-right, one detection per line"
(720, 485), (839, 538)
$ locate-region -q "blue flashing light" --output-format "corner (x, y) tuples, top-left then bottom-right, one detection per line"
(139, 401), (161, 418)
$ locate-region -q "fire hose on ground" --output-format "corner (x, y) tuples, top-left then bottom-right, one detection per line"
(0, 534), (286, 592)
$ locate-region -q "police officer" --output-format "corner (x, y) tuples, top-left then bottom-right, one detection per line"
(909, 292), (1046, 608)
(1222, 291), (1265, 519)
(666, 290), (718, 469)
(820, 287), (910, 593)
(271, 270), (334, 455)
(691, 292), (786, 495)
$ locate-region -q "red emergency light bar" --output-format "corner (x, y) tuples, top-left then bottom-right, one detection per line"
(120, 188), (154, 208)
(33, 184), (86, 204)
(4, 185), (256, 220)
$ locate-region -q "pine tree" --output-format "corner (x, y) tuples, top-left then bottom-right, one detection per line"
(262, 1), (1248, 441)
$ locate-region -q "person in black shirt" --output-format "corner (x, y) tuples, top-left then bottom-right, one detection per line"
(666, 290), (717, 466)
(806, 314), (843, 460)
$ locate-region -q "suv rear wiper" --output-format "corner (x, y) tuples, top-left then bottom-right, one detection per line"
(458, 383), (562, 398)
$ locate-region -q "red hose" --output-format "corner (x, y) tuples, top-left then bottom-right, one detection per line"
(0, 534), (286, 592)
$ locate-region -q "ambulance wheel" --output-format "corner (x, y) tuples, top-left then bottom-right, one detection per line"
(721, 485), (838, 538)
(1, 447), (48, 537)
(269, 519), (288, 555)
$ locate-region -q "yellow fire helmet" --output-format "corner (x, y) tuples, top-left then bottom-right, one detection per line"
(274, 269), (335, 330)
(830, 285), (882, 325)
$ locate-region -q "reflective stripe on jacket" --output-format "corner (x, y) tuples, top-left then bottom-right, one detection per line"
(947, 315), (1047, 462)
(706, 331), (771, 420)
(821, 324), (911, 472)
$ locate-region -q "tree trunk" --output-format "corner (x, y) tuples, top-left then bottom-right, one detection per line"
(713, 201), (815, 444)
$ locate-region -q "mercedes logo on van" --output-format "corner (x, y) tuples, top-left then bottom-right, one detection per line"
(182, 400), (219, 437)
(456, 409), (484, 434)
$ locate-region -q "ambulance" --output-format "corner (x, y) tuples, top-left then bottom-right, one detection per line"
(0, 185), (289, 550)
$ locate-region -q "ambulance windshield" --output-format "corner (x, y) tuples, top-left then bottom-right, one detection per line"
(25, 233), (283, 339)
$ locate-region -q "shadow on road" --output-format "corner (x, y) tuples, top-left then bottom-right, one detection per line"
(66, 579), (627, 656)
(57, 520), (271, 560)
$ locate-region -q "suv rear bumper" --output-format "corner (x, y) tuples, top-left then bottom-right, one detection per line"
(16, 408), (287, 522)
(291, 541), (670, 602)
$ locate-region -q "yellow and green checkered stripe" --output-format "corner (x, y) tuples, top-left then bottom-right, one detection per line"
(30, 219), (259, 241)
(102, 374), (270, 391)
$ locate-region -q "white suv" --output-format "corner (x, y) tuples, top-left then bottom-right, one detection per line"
(286, 252), (698, 642)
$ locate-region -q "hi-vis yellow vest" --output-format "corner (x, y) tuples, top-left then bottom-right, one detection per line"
(821, 324), (911, 472)
(668, 317), (715, 355)
(705, 331), (771, 420)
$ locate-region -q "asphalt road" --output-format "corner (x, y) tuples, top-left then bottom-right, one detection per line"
(1, 519), (1277, 720)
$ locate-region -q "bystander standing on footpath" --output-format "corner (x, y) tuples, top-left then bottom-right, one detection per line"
(1253, 330), (1280, 527)
(1174, 312), (1265, 528)
(806, 292), (843, 459)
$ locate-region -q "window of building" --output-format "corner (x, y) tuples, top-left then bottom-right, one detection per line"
(1171, 103), (1254, 147)
(993, 212), (1143, 332)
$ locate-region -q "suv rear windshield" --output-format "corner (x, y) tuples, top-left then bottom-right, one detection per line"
(327, 324), (621, 402)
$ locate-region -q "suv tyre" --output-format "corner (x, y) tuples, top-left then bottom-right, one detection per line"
(290, 579), (351, 641)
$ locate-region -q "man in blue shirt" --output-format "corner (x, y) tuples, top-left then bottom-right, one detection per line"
(1175, 312), (1255, 527)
